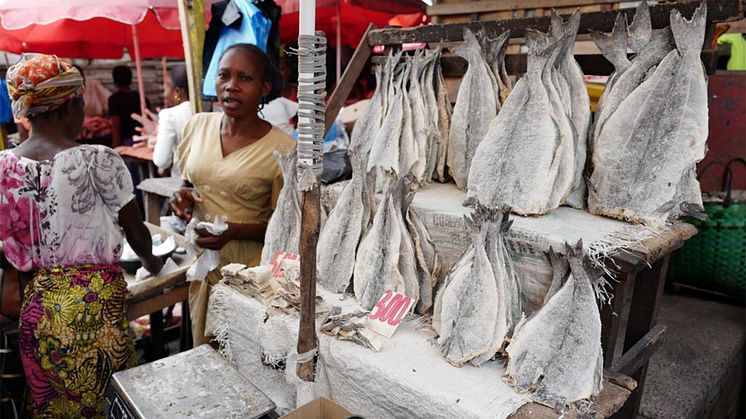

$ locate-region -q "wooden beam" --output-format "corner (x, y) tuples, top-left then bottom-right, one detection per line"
(368, 0), (744, 46)
(127, 284), (189, 321)
(610, 324), (667, 377)
(297, 182), (321, 382)
(601, 272), (637, 367)
(428, 0), (617, 17)
(325, 24), (375, 133)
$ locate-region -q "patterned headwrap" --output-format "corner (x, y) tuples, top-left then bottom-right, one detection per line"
(6, 53), (84, 119)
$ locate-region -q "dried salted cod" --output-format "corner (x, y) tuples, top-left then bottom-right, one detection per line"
(348, 65), (383, 165)
(261, 151), (301, 265)
(435, 207), (518, 366)
(484, 210), (522, 333)
(542, 31), (576, 210)
(589, 3), (708, 226)
(349, 51), (401, 167)
(591, 26), (675, 150)
(317, 154), (369, 293)
(354, 175), (416, 310)
(420, 48), (442, 183)
(394, 177), (421, 306)
(505, 242), (604, 410)
(407, 51), (432, 183)
(434, 58), (453, 183)
(467, 30), (562, 215)
(435, 210), (501, 367)
(628, 0), (652, 55)
(481, 29), (512, 106)
(405, 202), (441, 315)
(447, 28), (498, 190)
(367, 59), (410, 174)
(590, 13), (631, 120)
(550, 10), (591, 209)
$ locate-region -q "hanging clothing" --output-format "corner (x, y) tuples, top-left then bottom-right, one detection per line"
(82, 79), (112, 117)
(177, 112), (294, 345)
(0, 78), (13, 124)
(201, 0), (272, 97)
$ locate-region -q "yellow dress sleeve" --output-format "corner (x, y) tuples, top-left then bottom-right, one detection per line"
(177, 116), (196, 183)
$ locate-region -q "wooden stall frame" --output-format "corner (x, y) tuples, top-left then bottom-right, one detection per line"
(323, 1), (743, 417)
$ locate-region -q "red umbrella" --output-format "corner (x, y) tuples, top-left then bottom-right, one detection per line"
(0, 0), (215, 113)
(277, 0), (426, 48)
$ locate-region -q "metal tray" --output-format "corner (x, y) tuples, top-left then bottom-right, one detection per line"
(108, 345), (275, 419)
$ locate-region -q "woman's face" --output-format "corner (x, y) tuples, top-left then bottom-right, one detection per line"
(216, 48), (271, 119)
(164, 73), (186, 108)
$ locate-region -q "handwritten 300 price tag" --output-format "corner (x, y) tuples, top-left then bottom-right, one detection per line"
(365, 290), (415, 338)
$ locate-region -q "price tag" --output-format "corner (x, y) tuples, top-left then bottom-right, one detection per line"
(365, 290), (414, 338)
(269, 251), (298, 278)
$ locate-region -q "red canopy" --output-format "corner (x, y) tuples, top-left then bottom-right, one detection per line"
(0, 0), (215, 59)
(276, 0), (425, 48)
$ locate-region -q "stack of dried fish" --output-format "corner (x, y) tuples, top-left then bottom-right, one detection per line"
(588, 2), (708, 226)
(317, 153), (375, 293)
(261, 151), (300, 265)
(505, 242), (604, 410)
(349, 51), (400, 168)
(447, 28), (511, 190)
(353, 174), (439, 315)
(467, 13), (589, 215)
(361, 49), (452, 186)
(433, 207), (522, 367)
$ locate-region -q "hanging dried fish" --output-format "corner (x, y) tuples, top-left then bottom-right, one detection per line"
(261, 151), (300, 265)
(505, 241), (604, 410)
(317, 153), (371, 293)
(447, 28), (498, 190)
(589, 3), (708, 225)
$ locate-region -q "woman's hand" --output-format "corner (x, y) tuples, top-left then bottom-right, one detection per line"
(195, 225), (235, 250)
(170, 188), (202, 222)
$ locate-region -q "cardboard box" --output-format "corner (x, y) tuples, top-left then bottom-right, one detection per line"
(281, 397), (354, 419)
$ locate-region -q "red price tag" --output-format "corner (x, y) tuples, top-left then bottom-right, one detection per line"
(366, 290), (414, 338)
(270, 251), (298, 278)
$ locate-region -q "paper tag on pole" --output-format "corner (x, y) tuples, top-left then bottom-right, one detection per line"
(365, 290), (415, 338)
(269, 251), (299, 279)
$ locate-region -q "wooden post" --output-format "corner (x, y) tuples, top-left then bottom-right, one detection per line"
(297, 180), (321, 381)
(177, 0), (206, 114)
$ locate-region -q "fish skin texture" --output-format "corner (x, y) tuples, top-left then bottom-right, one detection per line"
(589, 3), (708, 226)
(261, 151), (301, 265)
(434, 59), (453, 183)
(505, 242), (603, 410)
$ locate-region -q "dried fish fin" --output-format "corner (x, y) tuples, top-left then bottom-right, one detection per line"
(590, 14), (630, 75)
(628, 0), (652, 55)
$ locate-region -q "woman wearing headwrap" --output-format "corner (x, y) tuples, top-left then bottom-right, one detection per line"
(0, 54), (164, 418)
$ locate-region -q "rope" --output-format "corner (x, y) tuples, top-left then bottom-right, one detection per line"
(292, 34), (327, 177)
(296, 347), (318, 364)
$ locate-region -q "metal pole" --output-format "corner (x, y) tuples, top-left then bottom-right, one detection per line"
(336, 0), (342, 83)
(131, 24), (147, 115)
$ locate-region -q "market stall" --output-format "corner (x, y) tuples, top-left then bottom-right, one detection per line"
(200, 1), (743, 417)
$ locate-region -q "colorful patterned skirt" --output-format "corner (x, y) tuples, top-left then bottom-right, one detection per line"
(18, 264), (136, 418)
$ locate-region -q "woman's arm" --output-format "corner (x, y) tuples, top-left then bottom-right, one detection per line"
(195, 222), (267, 250)
(118, 200), (164, 274)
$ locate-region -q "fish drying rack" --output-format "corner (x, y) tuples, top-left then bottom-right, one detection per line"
(323, 1), (744, 418)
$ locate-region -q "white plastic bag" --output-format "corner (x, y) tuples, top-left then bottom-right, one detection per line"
(185, 215), (228, 282)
